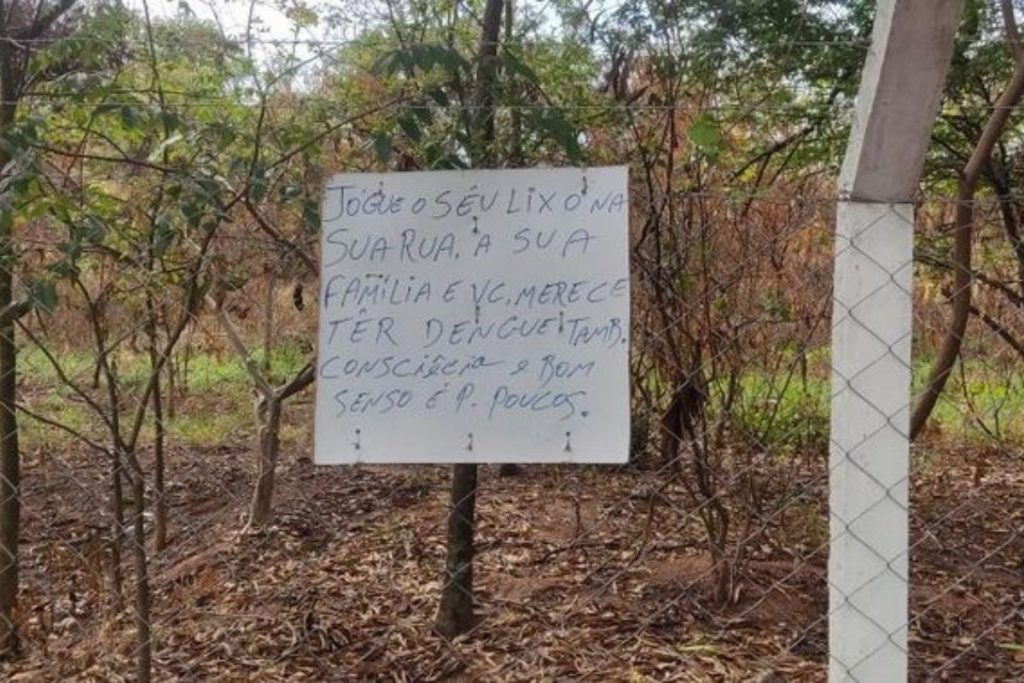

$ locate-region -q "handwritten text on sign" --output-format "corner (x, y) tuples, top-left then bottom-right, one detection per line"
(314, 167), (630, 463)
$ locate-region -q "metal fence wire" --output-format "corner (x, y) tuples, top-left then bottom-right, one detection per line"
(0, 185), (1021, 681)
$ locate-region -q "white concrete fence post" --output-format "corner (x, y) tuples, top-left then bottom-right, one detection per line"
(830, 2), (963, 680)
(829, 200), (913, 680)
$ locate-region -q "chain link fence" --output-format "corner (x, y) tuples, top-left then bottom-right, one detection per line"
(0, 185), (1020, 680)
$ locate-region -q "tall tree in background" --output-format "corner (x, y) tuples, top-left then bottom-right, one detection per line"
(912, 0), (1024, 437)
(0, 0), (80, 656)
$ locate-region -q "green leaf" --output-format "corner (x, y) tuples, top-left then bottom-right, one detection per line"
(247, 159), (270, 203)
(82, 216), (106, 243)
(279, 184), (302, 201)
(119, 105), (141, 130)
(689, 116), (723, 156)
(410, 102), (434, 126)
(397, 115), (422, 142)
(302, 199), (319, 234)
(160, 110), (182, 133)
(372, 133), (392, 164)
(47, 258), (77, 278)
(374, 44), (469, 78)
(28, 280), (58, 314)
(148, 132), (183, 162)
(153, 214), (176, 257)
(425, 87), (449, 106)
(501, 51), (542, 88)
(372, 50), (402, 76)
(528, 110), (582, 162)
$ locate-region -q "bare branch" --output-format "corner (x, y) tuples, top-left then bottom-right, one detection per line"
(275, 361), (315, 402)
(16, 319), (114, 432)
(208, 292), (274, 399)
(125, 222), (218, 450)
(17, 0), (77, 41)
(243, 197), (316, 274)
(0, 298), (29, 325)
(16, 401), (108, 455)
(970, 303), (1024, 357)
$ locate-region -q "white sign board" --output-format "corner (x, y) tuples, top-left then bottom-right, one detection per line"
(314, 166), (630, 463)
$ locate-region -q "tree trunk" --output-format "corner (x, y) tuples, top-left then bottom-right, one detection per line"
(471, 0), (504, 162)
(248, 397), (281, 528)
(181, 331), (193, 397)
(165, 357), (176, 419)
(263, 267), (274, 375)
(659, 389), (684, 473)
(909, 185), (975, 438)
(911, 10), (1024, 438)
(0, 54), (19, 652)
(108, 454), (125, 606)
(163, 313), (177, 419)
(0, 0), (84, 652)
(150, 378), (166, 552)
(505, 0), (522, 165)
(128, 471), (152, 683)
(710, 541), (733, 605)
(145, 293), (167, 552)
(0, 225), (19, 655)
(492, 173), (519, 473)
(434, 0), (504, 640)
(497, 463), (521, 477)
(435, 462), (478, 638)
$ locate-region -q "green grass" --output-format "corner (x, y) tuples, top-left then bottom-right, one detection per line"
(916, 362), (1024, 442)
(728, 372), (830, 453)
(16, 336), (1024, 455)
(18, 340), (315, 452)
(180, 344), (309, 393)
(20, 392), (95, 451)
(20, 346), (95, 388)
(648, 351), (1024, 457)
(167, 409), (252, 447)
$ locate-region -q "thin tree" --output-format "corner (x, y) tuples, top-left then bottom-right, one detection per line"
(0, 0), (80, 656)
(206, 278), (314, 528)
(435, 0), (503, 639)
(496, 0), (522, 480)
(911, 0), (1024, 438)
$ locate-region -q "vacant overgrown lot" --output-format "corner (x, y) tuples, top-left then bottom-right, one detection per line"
(4, 377), (1022, 681)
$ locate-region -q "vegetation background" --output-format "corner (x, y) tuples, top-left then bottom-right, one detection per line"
(0, 0), (1020, 679)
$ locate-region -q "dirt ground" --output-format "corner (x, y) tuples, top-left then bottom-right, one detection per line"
(2, 435), (1022, 681)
